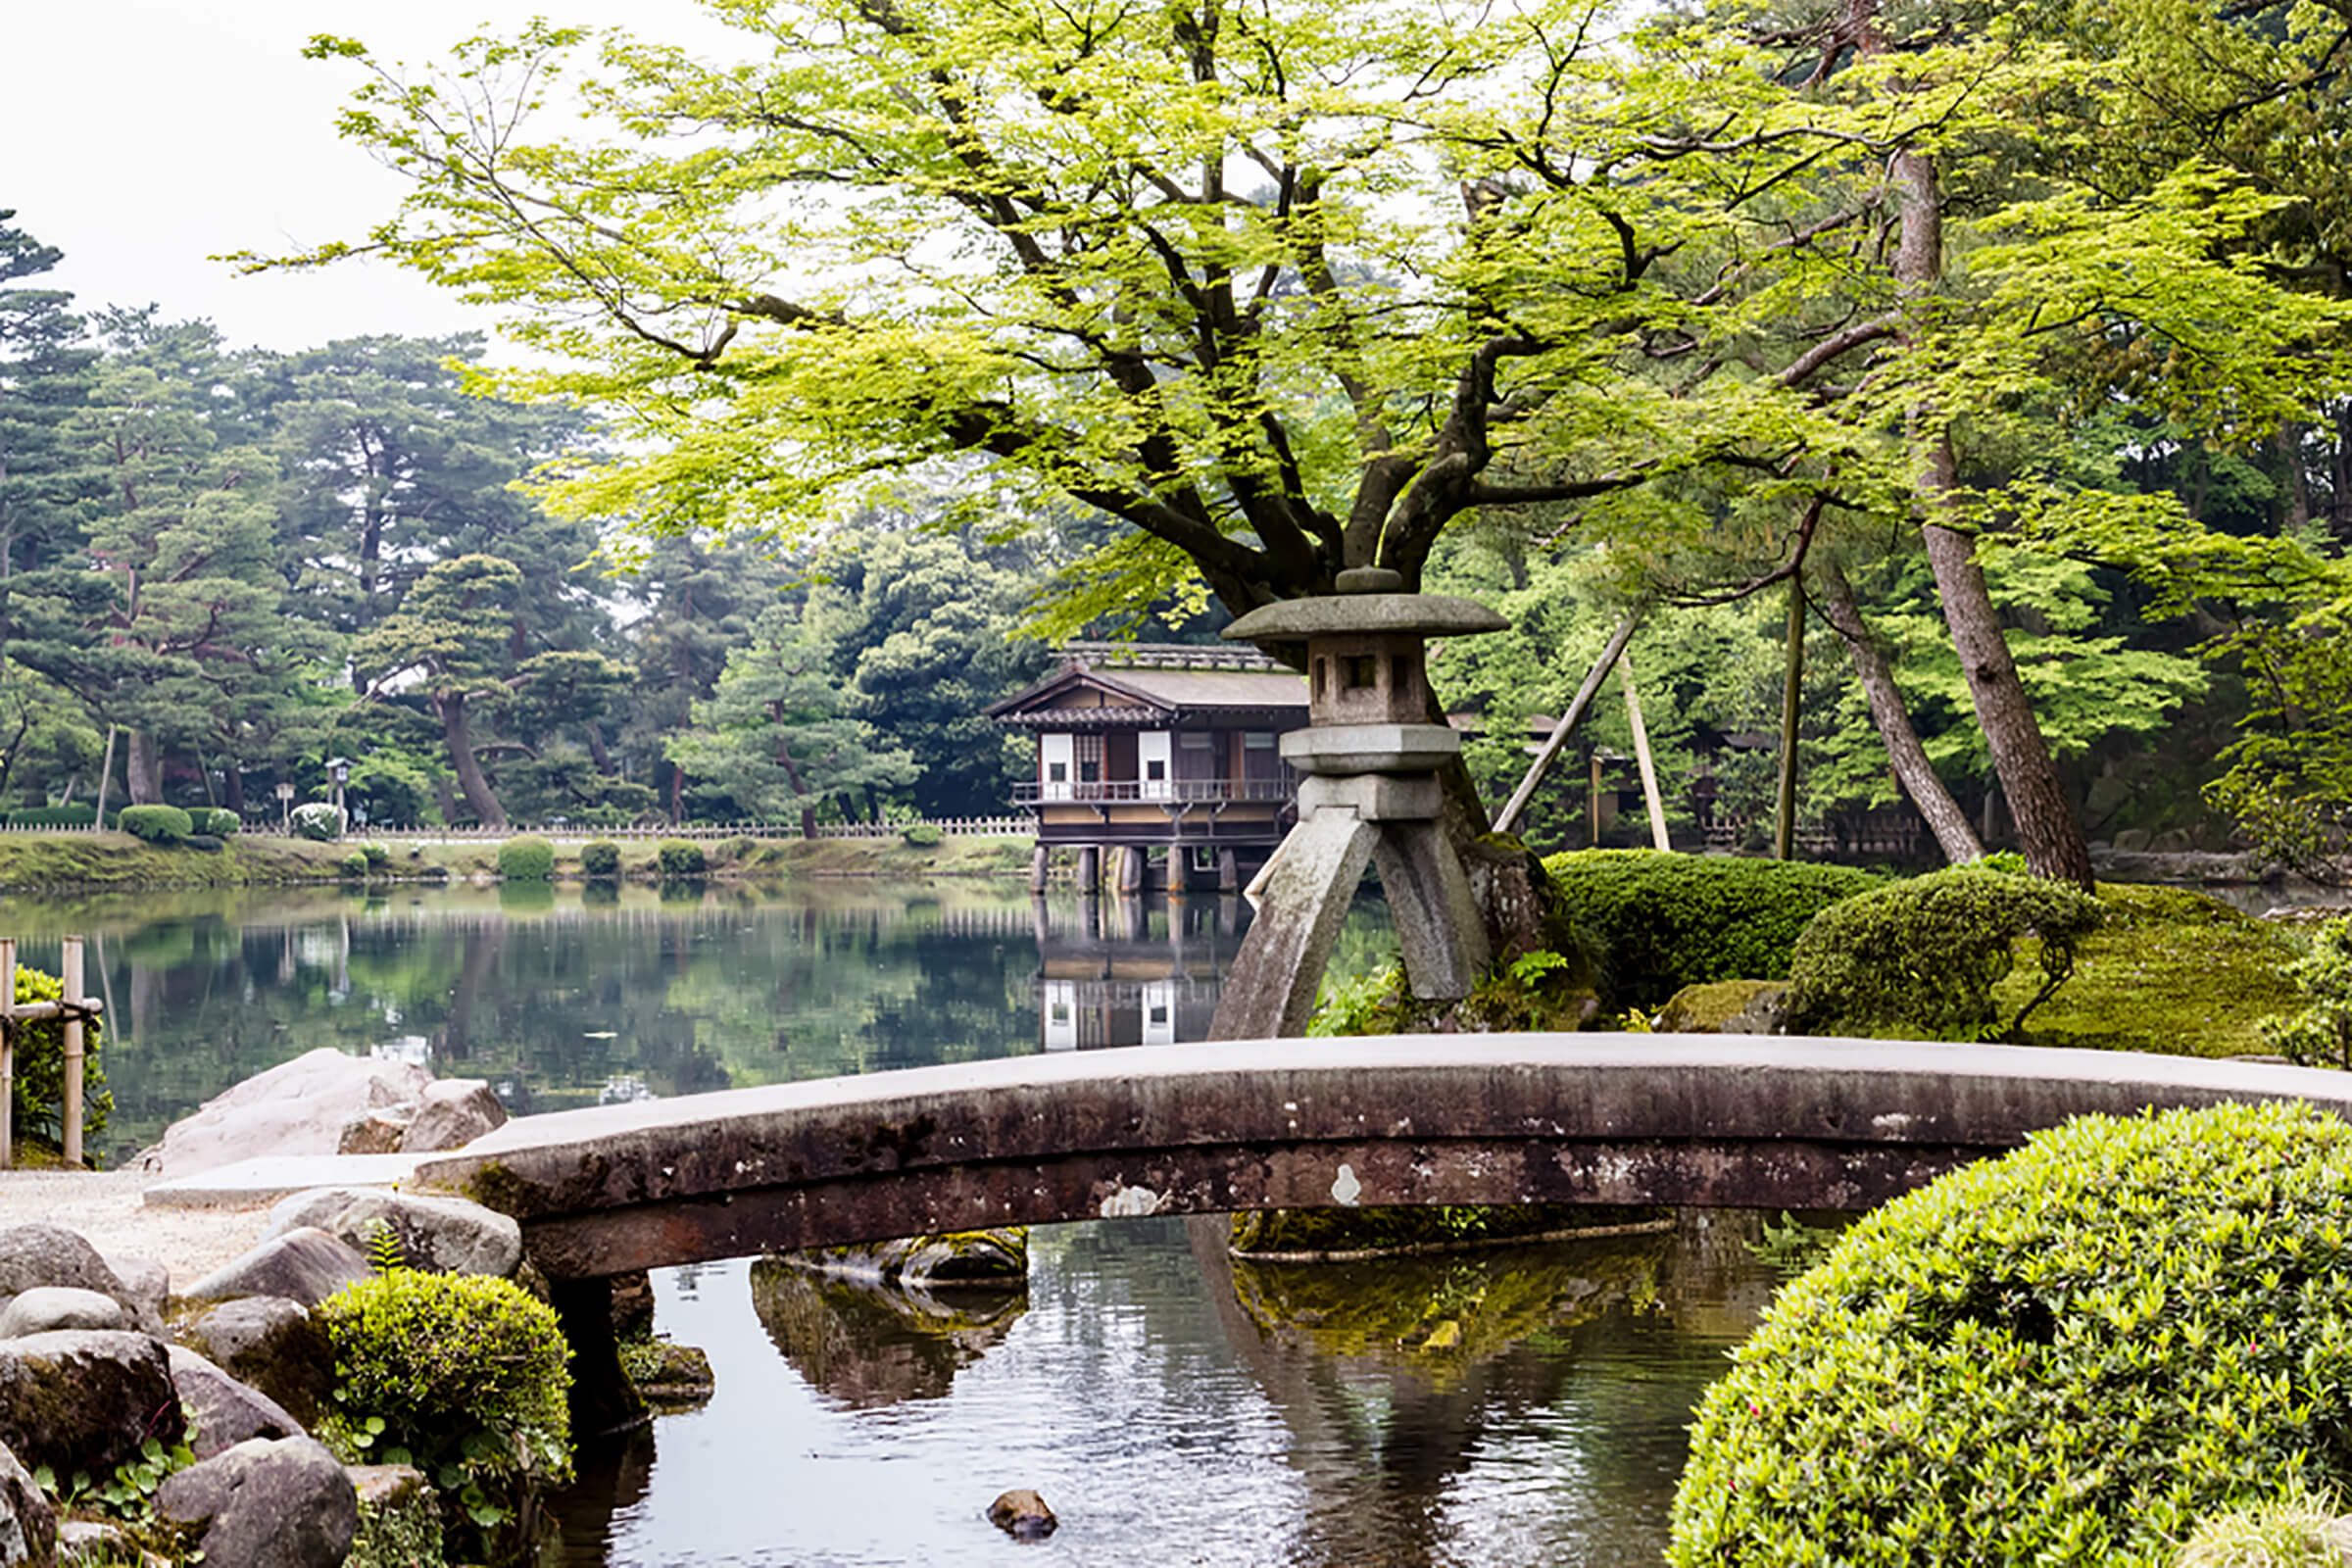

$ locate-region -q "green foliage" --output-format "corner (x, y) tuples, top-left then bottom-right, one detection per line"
(34, 1434), (196, 1523)
(1746, 1212), (1845, 1280)
(348, 1479), (449, 1568)
(115, 806), (191, 845)
(1670, 1102), (2352, 1566)
(6, 806), (97, 828)
(1786, 867), (2107, 1042)
(1540, 851), (1881, 1010)
(318, 1272), (571, 1544)
(899, 822), (942, 848)
(289, 801), (343, 842)
(188, 808), (241, 837)
(2175, 1483), (2352, 1568)
(8, 964), (107, 1158)
(359, 841), (390, 869)
(494, 836), (555, 881)
(2260, 918), (2352, 1069)
(579, 839), (621, 877)
(339, 850), (371, 879)
(655, 839), (706, 877)
(363, 1219), (407, 1274)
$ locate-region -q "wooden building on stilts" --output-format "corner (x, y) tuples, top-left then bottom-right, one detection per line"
(990, 643), (1309, 894)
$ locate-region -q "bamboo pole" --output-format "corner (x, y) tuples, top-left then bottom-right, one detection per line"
(91, 725), (116, 830)
(1619, 652), (1671, 852)
(1774, 581), (1805, 860)
(60, 937), (83, 1168)
(1493, 610), (1643, 837)
(0, 939), (14, 1171)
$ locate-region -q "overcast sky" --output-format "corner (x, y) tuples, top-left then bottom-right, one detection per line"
(3, 1), (721, 352)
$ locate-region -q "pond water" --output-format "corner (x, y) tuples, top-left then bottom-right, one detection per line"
(0, 880), (1783, 1565)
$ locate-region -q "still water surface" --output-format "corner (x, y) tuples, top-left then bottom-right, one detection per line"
(0, 880), (1781, 1565)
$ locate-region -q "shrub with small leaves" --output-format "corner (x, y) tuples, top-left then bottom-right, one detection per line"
(11, 965), (109, 1155)
(1784, 865), (2105, 1041)
(901, 822), (943, 847)
(495, 836), (555, 881)
(189, 807), (242, 837)
(360, 841), (391, 869)
(5, 805), (97, 829)
(580, 839), (621, 878)
(2259, 916), (2352, 1069)
(318, 1272), (571, 1547)
(116, 805), (192, 845)
(1672, 1102), (2352, 1566)
(339, 850), (371, 879)
(290, 801), (344, 841)
(656, 838), (707, 877)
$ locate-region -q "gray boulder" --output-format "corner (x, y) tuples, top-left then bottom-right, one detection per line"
(269, 1186), (521, 1278)
(176, 1297), (334, 1427)
(0, 1225), (158, 1333)
(0, 1288), (124, 1338)
(96, 1252), (168, 1331)
(156, 1047), (432, 1178)
(156, 1436), (357, 1568)
(399, 1077), (507, 1152)
(185, 1228), (371, 1309)
(0, 1330), (182, 1478)
(0, 1441), (53, 1568)
(334, 1109), (411, 1156)
(168, 1346), (303, 1459)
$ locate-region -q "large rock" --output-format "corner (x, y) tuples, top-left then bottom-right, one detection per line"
(268, 1186), (521, 1279)
(176, 1298), (334, 1427)
(0, 1330), (183, 1478)
(0, 1225), (158, 1334)
(96, 1252), (168, 1331)
(0, 1288), (124, 1339)
(399, 1078), (507, 1153)
(168, 1346), (303, 1459)
(156, 1047), (432, 1177)
(0, 1441), (53, 1568)
(184, 1228), (371, 1309)
(156, 1436), (357, 1568)
(334, 1109), (411, 1156)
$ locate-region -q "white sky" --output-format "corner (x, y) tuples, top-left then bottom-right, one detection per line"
(2, 0), (723, 352)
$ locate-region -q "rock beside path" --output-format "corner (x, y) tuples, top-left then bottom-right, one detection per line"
(157, 1048), (432, 1178)
(168, 1346), (304, 1459)
(185, 1228), (370, 1308)
(156, 1436), (357, 1568)
(0, 1288), (124, 1339)
(175, 1297), (334, 1427)
(0, 1330), (182, 1479)
(0, 1225), (160, 1334)
(399, 1078), (507, 1153)
(268, 1186), (521, 1278)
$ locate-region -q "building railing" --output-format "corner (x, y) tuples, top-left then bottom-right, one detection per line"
(1012, 778), (1293, 807)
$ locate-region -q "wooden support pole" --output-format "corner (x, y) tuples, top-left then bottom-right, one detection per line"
(0, 939), (14, 1171)
(1493, 610), (1643, 837)
(1619, 652), (1671, 852)
(1589, 752), (1603, 847)
(61, 937), (84, 1169)
(1775, 581), (1806, 861)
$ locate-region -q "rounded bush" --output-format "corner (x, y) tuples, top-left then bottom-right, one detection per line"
(339, 850), (371, 879)
(1540, 850), (1880, 1009)
(9, 965), (109, 1156)
(1785, 865), (2105, 1041)
(360, 841), (392, 869)
(579, 840), (622, 878)
(656, 838), (707, 877)
(117, 805), (193, 845)
(1671, 1102), (2352, 1566)
(318, 1271), (570, 1540)
(289, 801), (344, 842)
(189, 807), (241, 837)
(901, 822), (944, 848)
(495, 836), (555, 881)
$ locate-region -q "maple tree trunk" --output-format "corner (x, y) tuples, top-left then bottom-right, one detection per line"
(1815, 560), (1984, 865)
(439, 695), (509, 828)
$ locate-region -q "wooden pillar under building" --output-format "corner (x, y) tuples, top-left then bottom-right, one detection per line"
(1029, 844), (1051, 894)
(61, 937), (84, 1169)
(1117, 846), (1147, 894)
(1076, 845), (1101, 894)
(1216, 848), (1239, 894)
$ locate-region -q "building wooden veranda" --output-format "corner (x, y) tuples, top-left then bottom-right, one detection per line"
(989, 643), (1309, 893)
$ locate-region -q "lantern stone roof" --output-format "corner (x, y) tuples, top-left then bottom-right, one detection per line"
(1220, 592), (1508, 646)
(987, 642), (1307, 728)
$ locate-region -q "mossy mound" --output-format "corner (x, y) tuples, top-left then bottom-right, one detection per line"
(1655, 979), (1787, 1034)
(617, 1338), (713, 1407)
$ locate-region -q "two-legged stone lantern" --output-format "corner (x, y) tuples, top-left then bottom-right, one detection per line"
(1206, 567), (1508, 1040)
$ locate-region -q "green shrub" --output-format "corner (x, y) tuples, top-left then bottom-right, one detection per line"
(289, 801), (343, 841)
(360, 841), (391, 869)
(116, 805), (192, 845)
(1671, 1102), (2352, 1567)
(339, 850), (371, 879)
(901, 822), (944, 848)
(317, 1272), (570, 1546)
(579, 840), (621, 878)
(1539, 850), (1880, 1009)
(6, 805), (98, 829)
(656, 838), (707, 877)
(9, 965), (109, 1157)
(495, 836), (555, 881)
(2175, 1484), (2352, 1568)
(2259, 916), (2352, 1068)
(188, 807), (241, 837)
(1785, 865), (2105, 1041)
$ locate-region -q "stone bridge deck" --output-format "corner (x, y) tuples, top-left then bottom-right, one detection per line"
(412, 1036), (2352, 1281)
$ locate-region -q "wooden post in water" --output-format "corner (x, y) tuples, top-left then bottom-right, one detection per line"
(0, 939), (14, 1170)
(60, 937), (84, 1168)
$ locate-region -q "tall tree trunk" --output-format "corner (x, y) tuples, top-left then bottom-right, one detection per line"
(123, 728), (163, 806)
(437, 694), (509, 827)
(666, 763), (683, 825)
(223, 766), (245, 815)
(1814, 560), (1984, 864)
(1889, 146), (2093, 886)
(585, 725), (615, 775)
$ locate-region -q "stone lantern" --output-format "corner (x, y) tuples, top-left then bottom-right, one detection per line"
(1207, 567), (1508, 1040)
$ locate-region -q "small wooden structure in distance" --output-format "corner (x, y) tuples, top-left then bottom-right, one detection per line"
(990, 642), (1310, 894)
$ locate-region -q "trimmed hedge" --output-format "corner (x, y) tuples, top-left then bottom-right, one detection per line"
(1671, 1102), (2352, 1566)
(189, 807), (241, 837)
(901, 822), (944, 847)
(656, 838), (707, 877)
(290, 801), (343, 841)
(1785, 865), (2105, 1042)
(579, 840), (621, 878)
(1539, 850), (1880, 1009)
(117, 805), (193, 845)
(4, 806), (98, 829)
(495, 836), (555, 881)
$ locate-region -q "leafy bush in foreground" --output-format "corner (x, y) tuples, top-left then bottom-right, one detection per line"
(116, 805), (192, 845)
(1539, 850), (1879, 1009)
(1785, 865), (2104, 1041)
(2260, 916), (2352, 1069)
(1671, 1102), (2352, 1567)
(10, 965), (109, 1155)
(495, 836), (555, 881)
(656, 838), (707, 877)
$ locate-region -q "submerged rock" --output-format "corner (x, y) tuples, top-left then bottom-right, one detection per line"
(168, 1346), (304, 1458)
(267, 1186), (521, 1278)
(619, 1338), (714, 1407)
(155, 1047), (431, 1177)
(185, 1228), (372, 1309)
(156, 1436), (357, 1568)
(785, 1229), (1028, 1289)
(0, 1329), (183, 1478)
(988, 1488), (1058, 1541)
(175, 1296), (334, 1427)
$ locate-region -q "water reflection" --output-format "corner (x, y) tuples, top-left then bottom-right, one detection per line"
(1034, 894), (1243, 1051)
(749, 1260), (1029, 1408)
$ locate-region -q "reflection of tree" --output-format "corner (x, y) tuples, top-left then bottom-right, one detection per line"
(545, 1420), (656, 1559)
(748, 1258), (1024, 1409)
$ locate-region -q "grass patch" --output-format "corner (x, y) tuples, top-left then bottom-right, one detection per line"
(1996, 882), (2308, 1057)
(0, 832), (353, 892)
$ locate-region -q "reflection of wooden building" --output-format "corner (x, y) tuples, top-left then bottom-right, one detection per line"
(1035, 896), (1240, 1052)
(990, 643), (1309, 892)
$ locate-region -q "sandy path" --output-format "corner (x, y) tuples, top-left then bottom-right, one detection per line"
(0, 1170), (272, 1292)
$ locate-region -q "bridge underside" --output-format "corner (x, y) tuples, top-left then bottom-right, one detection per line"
(414, 1035), (2352, 1282)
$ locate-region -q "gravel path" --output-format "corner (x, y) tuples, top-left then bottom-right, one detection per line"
(0, 1169), (272, 1291)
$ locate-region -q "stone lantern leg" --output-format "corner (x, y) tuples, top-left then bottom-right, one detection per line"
(1207, 568), (1509, 1040)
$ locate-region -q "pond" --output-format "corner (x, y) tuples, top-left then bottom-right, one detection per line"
(0, 880), (1783, 1565)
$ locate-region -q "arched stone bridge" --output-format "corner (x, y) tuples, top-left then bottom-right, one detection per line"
(414, 1035), (2352, 1282)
